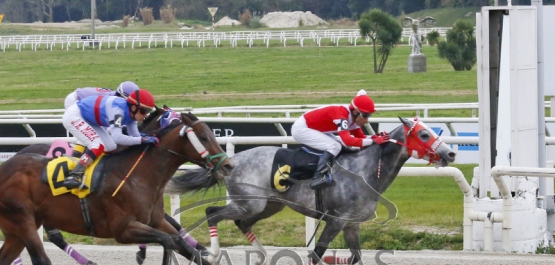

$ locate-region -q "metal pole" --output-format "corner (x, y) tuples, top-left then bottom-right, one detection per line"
(91, 0), (96, 39)
(212, 16), (215, 31)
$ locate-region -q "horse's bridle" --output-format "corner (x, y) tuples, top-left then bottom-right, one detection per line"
(390, 117), (444, 164)
(158, 118), (228, 172)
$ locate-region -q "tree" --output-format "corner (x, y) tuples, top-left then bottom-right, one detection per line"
(40, 0), (59, 22)
(437, 19), (476, 71)
(358, 9), (403, 73)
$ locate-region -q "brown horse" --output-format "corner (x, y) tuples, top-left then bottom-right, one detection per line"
(0, 112), (233, 265)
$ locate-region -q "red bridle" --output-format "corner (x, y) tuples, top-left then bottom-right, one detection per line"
(392, 118), (444, 165)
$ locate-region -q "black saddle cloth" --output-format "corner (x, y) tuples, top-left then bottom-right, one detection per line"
(270, 147), (320, 192)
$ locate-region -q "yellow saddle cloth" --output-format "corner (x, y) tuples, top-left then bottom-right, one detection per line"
(44, 154), (104, 199)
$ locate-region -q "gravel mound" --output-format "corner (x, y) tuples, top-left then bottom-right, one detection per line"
(260, 11), (328, 28)
(215, 16), (241, 27)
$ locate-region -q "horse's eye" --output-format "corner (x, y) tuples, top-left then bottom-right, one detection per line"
(418, 130), (430, 142)
(199, 136), (209, 142)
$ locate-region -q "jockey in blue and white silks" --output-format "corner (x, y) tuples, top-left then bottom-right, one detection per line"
(61, 90), (159, 190)
(63, 81), (139, 109)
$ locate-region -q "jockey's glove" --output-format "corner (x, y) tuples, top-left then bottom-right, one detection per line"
(141, 136), (160, 145)
(371, 132), (390, 145)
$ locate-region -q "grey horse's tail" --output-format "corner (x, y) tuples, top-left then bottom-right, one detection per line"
(165, 168), (219, 194)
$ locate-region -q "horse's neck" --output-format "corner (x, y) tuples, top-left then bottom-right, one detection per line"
(337, 125), (409, 194)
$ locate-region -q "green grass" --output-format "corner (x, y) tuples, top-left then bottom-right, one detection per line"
(405, 7), (480, 27)
(0, 45), (476, 112)
(0, 38), (478, 250)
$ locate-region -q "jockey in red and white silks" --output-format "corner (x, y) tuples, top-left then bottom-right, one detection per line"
(291, 89), (390, 189)
(61, 90), (158, 190)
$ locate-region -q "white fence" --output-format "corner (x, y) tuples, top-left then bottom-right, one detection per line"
(0, 27), (452, 52)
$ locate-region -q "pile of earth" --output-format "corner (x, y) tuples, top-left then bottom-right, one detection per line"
(259, 11), (328, 28)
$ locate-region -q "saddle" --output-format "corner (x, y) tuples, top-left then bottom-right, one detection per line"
(270, 147), (322, 192)
(40, 154), (106, 198)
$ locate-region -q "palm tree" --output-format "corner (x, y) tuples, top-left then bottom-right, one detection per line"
(358, 9), (403, 73)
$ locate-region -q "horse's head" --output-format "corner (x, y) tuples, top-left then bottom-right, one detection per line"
(138, 105), (167, 134)
(158, 112), (233, 179)
(396, 117), (456, 167)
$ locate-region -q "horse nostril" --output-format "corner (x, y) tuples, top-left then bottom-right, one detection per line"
(224, 163), (234, 170)
(449, 152), (456, 158)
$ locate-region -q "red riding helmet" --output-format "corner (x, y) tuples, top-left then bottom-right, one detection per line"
(349, 89), (375, 114)
(127, 89), (155, 110)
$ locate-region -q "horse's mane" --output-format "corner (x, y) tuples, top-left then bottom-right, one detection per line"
(110, 121), (182, 158)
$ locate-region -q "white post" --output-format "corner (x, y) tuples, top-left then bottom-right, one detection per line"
(305, 217), (315, 249)
(170, 194), (181, 225)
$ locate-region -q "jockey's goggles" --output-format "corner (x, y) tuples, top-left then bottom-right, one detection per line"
(360, 112), (372, 118)
(139, 107), (153, 115)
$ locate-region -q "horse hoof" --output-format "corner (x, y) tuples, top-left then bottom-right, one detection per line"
(85, 261), (98, 265)
(204, 254), (215, 264)
(135, 250), (146, 265)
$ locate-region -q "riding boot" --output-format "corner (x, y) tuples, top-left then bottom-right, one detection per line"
(310, 151), (335, 190)
(71, 144), (86, 158)
(62, 153), (94, 190)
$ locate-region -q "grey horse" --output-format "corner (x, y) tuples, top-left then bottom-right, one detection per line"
(167, 117), (456, 265)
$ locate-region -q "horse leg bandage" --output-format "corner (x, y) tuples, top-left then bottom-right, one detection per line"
(323, 255), (351, 264)
(209, 226), (220, 255)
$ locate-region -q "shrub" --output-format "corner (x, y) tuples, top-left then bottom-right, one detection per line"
(240, 9), (252, 26)
(160, 4), (176, 24)
(426, 30), (440, 46)
(248, 16), (263, 29)
(122, 15), (130, 27)
(437, 19), (476, 71)
(140, 7), (154, 26)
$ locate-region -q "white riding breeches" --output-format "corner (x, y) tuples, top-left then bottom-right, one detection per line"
(62, 104), (117, 152)
(291, 116), (342, 156)
(64, 92), (78, 110)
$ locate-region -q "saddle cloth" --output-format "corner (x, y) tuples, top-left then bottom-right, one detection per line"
(270, 147), (320, 192)
(46, 140), (73, 158)
(40, 154), (106, 198)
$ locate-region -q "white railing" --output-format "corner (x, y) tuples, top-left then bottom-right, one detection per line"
(0, 28), (453, 52)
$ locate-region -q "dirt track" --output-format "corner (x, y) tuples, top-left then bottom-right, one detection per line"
(7, 242), (554, 265)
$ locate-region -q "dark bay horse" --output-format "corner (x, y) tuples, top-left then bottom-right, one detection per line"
(0, 112), (233, 265)
(11, 106), (187, 265)
(167, 117), (456, 265)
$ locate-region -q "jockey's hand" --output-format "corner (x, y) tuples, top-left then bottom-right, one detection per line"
(371, 132), (390, 145)
(141, 136), (159, 146)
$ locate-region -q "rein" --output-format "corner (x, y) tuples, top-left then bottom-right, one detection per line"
(158, 119), (228, 173)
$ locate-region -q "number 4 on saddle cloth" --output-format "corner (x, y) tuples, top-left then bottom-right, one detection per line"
(40, 154), (105, 199)
(271, 147), (323, 192)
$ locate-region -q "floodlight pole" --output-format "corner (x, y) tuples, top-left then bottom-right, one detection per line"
(91, 0), (96, 39)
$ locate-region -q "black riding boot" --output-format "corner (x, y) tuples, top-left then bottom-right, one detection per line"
(62, 163), (89, 190)
(310, 151), (335, 190)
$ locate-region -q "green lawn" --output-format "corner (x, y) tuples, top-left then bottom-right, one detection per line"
(0, 41), (478, 250)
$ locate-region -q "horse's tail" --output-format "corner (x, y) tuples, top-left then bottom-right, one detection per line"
(165, 168), (219, 194)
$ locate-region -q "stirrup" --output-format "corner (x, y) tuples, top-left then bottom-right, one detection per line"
(63, 176), (89, 190)
(310, 173), (333, 190)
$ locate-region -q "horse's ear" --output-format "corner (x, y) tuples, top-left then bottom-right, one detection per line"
(399, 116), (411, 127)
(163, 104), (169, 109)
